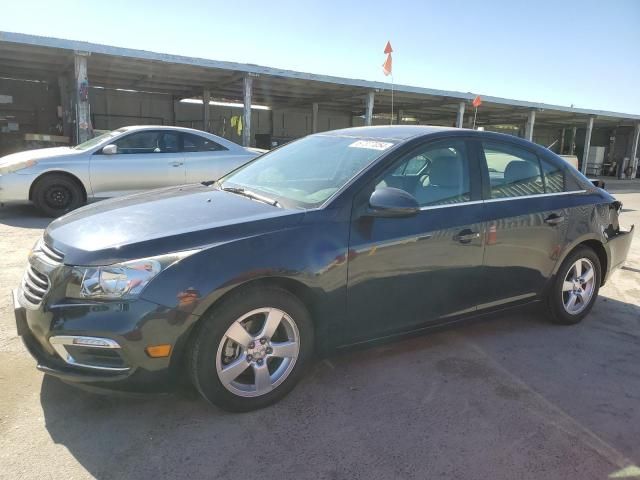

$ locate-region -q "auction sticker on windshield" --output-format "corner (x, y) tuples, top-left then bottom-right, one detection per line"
(348, 140), (394, 151)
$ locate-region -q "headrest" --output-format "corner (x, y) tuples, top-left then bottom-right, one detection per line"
(504, 160), (539, 184)
(429, 155), (462, 188)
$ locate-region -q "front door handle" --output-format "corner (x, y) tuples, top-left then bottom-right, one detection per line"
(170, 161), (184, 167)
(544, 213), (565, 225)
(454, 229), (480, 244)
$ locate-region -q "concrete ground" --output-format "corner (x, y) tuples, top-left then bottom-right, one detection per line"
(1, 182), (639, 480)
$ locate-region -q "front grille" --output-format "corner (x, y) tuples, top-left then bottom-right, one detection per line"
(19, 239), (64, 308)
(40, 242), (64, 264)
(21, 264), (50, 306)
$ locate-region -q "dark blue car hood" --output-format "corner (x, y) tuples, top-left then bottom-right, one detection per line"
(45, 184), (304, 265)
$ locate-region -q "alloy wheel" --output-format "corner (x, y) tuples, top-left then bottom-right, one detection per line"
(215, 307), (300, 397)
(562, 258), (596, 315)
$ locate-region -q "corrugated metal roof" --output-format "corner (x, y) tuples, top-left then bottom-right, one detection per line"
(1, 30), (638, 122)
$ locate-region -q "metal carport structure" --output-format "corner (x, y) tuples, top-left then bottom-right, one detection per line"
(0, 31), (639, 177)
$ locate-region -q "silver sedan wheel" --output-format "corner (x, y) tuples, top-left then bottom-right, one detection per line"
(562, 258), (596, 315)
(215, 307), (300, 398)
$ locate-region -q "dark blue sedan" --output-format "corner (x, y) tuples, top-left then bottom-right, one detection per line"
(14, 126), (634, 411)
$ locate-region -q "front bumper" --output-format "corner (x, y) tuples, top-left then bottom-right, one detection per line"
(0, 172), (34, 205)
(13, 288), (199, 393)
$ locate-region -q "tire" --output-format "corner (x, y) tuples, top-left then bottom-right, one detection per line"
(188, 286), (314, 412)
(546, 246), (601, 325)
(32, 173), (84, 217)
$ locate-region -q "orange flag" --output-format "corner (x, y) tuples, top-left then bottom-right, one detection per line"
(382, 41), (393, 76)
(472, 95), (482, 108)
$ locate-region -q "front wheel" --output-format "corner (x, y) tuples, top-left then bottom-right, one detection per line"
(32, 173), (84, 217)
(188, 286), (314, 412)
(546, 246), (601, 325)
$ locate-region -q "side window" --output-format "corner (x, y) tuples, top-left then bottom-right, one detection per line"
(183, 133), (227, 152)
(114, 131), (163, 154)
(160, 132), (180, 153)
(483, 142), (544, 198)
(540, 157), (564, 193)
(375, 140), (471, 207)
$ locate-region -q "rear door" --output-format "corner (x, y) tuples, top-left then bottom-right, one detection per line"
(477, 140), (570, 309)
(345, 138), (486, 343)
(182, 132), (252, 183)
(89, 130), (185, 198)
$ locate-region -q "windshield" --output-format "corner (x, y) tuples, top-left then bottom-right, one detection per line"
(73, 128), (127, 151)
(220, 135), (397, 208)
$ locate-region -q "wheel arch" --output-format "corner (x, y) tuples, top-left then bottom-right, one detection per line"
(29, 170), (88, 203)
(553, 236), (609, 285)
(176, 276), (326, 368)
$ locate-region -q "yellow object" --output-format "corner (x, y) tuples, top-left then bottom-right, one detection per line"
(145, 344), (172, 358)
(230, 116), (243, 136)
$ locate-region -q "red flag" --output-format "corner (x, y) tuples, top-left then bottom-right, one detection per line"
(382, 54), (392, 76)
(472, 95), (482, 108)
(382, 41), (393, 76)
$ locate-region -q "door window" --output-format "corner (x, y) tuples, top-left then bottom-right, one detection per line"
(113, 131), (181, 154)
(183, 133), (227, 152)
(540, 157), (564, 193)
(161, 132), (180, 153)
(114, 131), (162, 154)
(483, 142), (545, 198)
(375, 140), (471, 207)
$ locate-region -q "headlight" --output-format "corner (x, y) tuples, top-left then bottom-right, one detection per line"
(0, 159), (37, 175)
(67, 251), (198, 300)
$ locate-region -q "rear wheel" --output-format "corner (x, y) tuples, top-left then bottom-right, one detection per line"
(546, 246), (601, 325)
(188, 286), (314, 412)
(32, 173), (84, 217)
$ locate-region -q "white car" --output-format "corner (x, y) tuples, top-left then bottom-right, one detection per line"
(0, 125), (262, 216)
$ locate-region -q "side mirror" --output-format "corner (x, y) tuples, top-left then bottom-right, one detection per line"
(368, 187), (420, 218)
(102, 144), (118, 155)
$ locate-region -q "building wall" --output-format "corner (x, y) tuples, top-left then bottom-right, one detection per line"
(0, 78), (59, 135)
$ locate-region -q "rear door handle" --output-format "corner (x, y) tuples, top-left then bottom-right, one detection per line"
(544, 213), (565, 225)
(454, 229), (480, 244)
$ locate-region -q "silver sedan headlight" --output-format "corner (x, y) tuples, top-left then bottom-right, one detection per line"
(0, 159), (37, 175)
(67, 251), (198, 300)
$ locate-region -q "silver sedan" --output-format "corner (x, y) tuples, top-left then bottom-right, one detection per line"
(0, 125), (262, 216)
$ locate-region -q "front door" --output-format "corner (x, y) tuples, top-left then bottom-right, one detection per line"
(345, 138), (486, 344)
(477, 140), (569, 309)
(89, 129), (185, 198)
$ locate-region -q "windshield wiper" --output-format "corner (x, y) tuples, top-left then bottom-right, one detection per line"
(222, 186), (281, 208)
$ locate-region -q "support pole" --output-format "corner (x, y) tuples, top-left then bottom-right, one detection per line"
(581, 116), (594, 175)
(570, 127), (577, 155)
(559, 128), (565, 154)
(170, 95), (176, 126)
(242, 76), (253, 147)
(202, 89), (211, 132)
(524, 109), (536, 142)
(629, 122), (640, 179)
(312, 102), (319, 133)
(456, 102), (465, 128)
(73, 51), (92, 144)
(396, 109), (404, 125)
(365, 91), (375, 126)
(57, 74), (72, 139)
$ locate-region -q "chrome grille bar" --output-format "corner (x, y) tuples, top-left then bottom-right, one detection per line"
(40, 242), (64, 264)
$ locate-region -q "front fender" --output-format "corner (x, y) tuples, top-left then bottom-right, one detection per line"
(140, 214), (351, 348)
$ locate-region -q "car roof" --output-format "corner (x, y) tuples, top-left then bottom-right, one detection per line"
(317, 125), (458, 141)
(119, 125), (214, 135)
